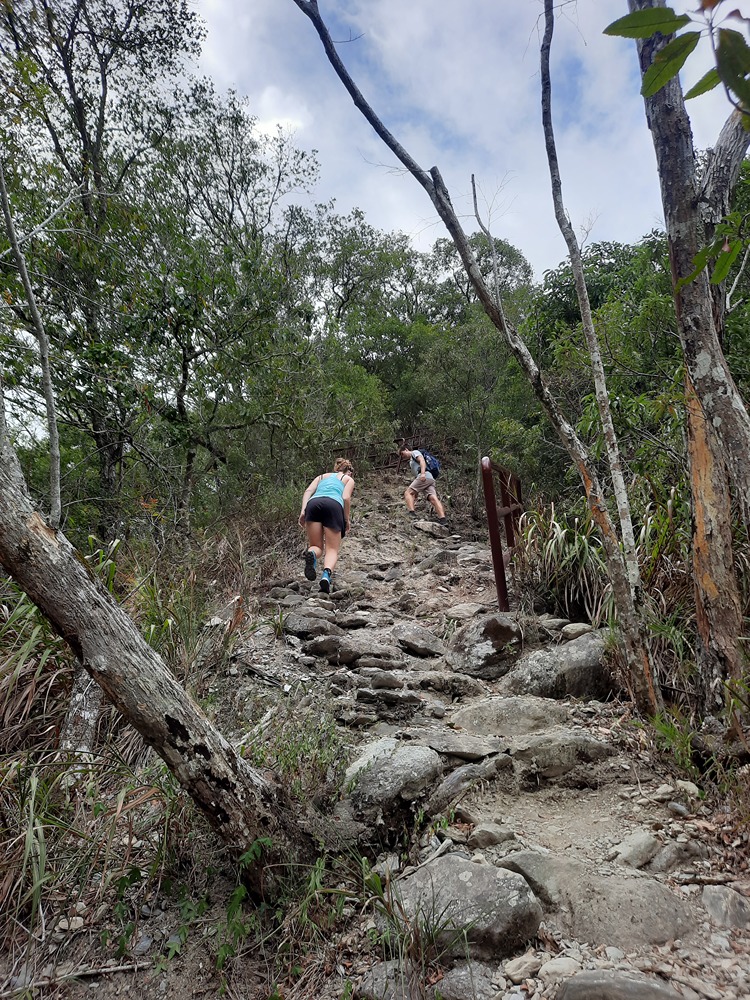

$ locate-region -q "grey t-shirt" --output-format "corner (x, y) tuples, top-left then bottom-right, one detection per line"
(409, 450), (433, 480)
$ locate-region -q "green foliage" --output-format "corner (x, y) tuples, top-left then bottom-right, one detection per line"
(243, 709), (346, 805)
(605, 3), (750, 116)
(514, 501), (612, 623)
(650, 709), (699, 776)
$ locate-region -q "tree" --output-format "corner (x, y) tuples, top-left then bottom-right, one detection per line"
(0, 0), (203, 538)
(625, 0), (749, 714)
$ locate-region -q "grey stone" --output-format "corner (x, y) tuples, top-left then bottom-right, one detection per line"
(702, 885), (750, 928)
(613, 830), (662, 869)
(356, 688), (423, 707)
(556, 970), (684, 999)
(448, 614), (523, 680)
(539, 956), (582, 981)
(497, 631), (614, 700)
(504, 952), (543, 983)
(392, 854), (542, 960)
(505, 727), (613, 780)
(451, 695), (570, 736)
(497, 850), (695, 948)
(391, 622), (447, 657)
(433, 961), (498, 999)
(467, 821), (516, 849)
(445, 602), (487, 621)
(560, 622), (593, 640)
(345, 740), (443, 821)
(335, 611), (376, 629)
(398, 726), (505, 761)
(283, 611), (344, 639)
(304, 634), (404, 666)
(646, 838), (706, 874)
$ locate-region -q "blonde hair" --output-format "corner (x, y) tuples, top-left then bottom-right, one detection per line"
(334, 457), (354, 476)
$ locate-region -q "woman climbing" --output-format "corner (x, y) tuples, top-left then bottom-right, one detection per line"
(298, 458), (355, 593)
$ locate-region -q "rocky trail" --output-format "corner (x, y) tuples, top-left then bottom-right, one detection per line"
(24, 477), (750, 1000)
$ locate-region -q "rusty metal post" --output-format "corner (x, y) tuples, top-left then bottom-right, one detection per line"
(481, 456), (510, 612)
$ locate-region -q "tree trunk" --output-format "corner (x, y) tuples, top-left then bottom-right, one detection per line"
(58, 666), (105, 765)
(541, 0), (641, 600)
(0, 431), (317, 896)
(685, 373), (744, 704)
(628, 0), (747, 714)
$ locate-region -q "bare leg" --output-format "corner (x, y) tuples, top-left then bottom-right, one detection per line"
(428, 493), (446, 519)
(305, 521), (324, 560)
(404, 487), (417, 512)
(322, 528), (342, 572)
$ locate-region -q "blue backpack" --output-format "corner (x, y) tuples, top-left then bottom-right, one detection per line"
(419, 448), (441, 479)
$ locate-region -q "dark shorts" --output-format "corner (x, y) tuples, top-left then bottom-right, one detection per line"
(305, 497), (346, 538)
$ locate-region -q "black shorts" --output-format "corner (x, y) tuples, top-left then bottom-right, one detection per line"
(305, 497), (346, 538)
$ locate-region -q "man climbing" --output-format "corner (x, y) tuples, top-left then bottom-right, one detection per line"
(398, 445), (447, 525)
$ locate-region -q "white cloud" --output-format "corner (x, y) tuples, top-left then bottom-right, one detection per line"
(197, 0), (750, 279)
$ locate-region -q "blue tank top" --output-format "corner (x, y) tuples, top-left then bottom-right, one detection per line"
(313, 473), (346, 507)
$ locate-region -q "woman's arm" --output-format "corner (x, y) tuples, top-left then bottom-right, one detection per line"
(343, 476), (355, 527)
(298, 476), (321, 526)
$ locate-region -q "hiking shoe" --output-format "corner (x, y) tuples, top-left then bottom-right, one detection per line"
(304, 550), (317, 580)
(438, 516), (448, 525)
(319, 569), (331, 594)
(407, 510), (417, 518)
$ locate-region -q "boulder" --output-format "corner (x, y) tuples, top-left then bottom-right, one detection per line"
(556, 970), (684, 999)
(497, 850), (696, 948)
(448, 613), (523, 680)
(391, 622), (447, 657)
(497, 631), (614, 700)
(391, 854), (542, 960)
(451, 695), (569, 736)
(345, 739), (444, 823)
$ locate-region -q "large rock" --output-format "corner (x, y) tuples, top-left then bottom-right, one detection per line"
(505, 727), (613, 781)
(355, 960), (497, 1000)
(304, 633), (404, 667)
(497, 850), (695, 948)
(702, 884), (750, 928)
(497, 631), (614, 700)
(283, 611), (343, 639)
(391, 623), (447, 657)
(345, 739), (444, 823)
(397, 726), (505, 761)
(448, 614), (523, 680)
(451, 695), (570, 736)
(556, 969), (684, 999)
(391, 855), (542, 960)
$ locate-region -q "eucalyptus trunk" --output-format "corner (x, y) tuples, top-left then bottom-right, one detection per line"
(629, 0), (747, 710)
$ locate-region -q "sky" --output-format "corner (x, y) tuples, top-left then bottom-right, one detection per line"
(196, 0), (749, 281)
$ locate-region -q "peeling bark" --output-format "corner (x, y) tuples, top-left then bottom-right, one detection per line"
(628, 0), (748, 713)
(685, 374), (743, 701)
